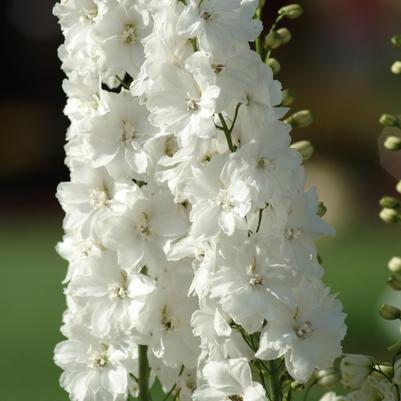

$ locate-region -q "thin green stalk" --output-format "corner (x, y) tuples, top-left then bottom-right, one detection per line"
(268, 361), (281, 401)
(255, 8), (263, 58)
(138, 345), (151, 401)
(218, 113), (236, 152)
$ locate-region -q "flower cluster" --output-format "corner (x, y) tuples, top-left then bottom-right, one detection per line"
(53, 1), (346, 401)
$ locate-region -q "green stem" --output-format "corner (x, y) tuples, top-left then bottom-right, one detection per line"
(218, 113), (237, 152)
(255, 8), (263, 58)
(138, 345), (151, 401)
(268, 361), (281, 401)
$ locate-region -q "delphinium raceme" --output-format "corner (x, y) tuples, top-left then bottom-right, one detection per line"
(53, 1), (346, 401)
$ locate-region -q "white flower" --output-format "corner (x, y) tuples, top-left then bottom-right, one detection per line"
(347, 375), (398, 401)
(177, 0), (262, 52)
(147, 63), (220, 146)
(256, 279), (346, 383)
(99, 186), (188, 268)
(341, 354), (375, 390)
(319, 392), (347, 401)
(54, 326), (136, 401)
(56, 164), (116, 236)
(229, 132), (301, 208)
(68, 251), (156, 336)
(183, 155), (251, 237)
(209, 239), (296, 333)
(185, 49), (259, 110)
(193, 358), (267, 401)
(94, 1), (150, 78)
(86, 90), (155, 180)
(137, 273), (200, 369)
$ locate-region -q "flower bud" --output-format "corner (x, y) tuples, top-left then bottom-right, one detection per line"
(267, 58), (281, 75)
(265, 28), (292, 50)
(380, 208), (400, 224)
(380, 196), (401, 209)
(281, 89), (295, 106)
(374, 364), (394, 378)
(291, 140), (314, 161)
(384, 136), (401, 151)
(388, 340), (401, 353)
(278, 4), (304, 19)
(379, 114), (400, 128)
(340, 354), (375, 389)
(389, 257), (401, 274)
(315, 368), (340, 388)
(379, 304), (401, 320)
(392, 34), (401, 48)
(393, 358), (401, 385)
(317, 201), (327, 217)
(387, 274), (401, 291)
(286, 110), (314, 128)
(258, 0), (266, 7)
(391, 61), (401, 75)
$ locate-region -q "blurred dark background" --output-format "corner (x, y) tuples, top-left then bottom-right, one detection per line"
(1, 1), (401, 400)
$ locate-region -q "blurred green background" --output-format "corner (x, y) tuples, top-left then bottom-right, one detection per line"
(1, 0), (401, 400)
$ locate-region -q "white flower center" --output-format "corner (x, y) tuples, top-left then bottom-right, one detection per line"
(187, 97), (200, 112)
(294, 321), (313, 339)
(195, 248), (206, 262)
(247, 258), (263, 286)
(79, 7), (98, 24)
(121, 120), (136, 144)
(212, 63), (225, 74)
(90, 187), (110, 209)
(200, 9), (215, 22)
(164, 136), (178, 157)
(162, 305), (174, 331)
(285, 227), (302, 240)
(89, 348), (108, 369)
(137, 213), (151, 239)
(121, 23), (137, 45)
(257, 158), (270, 170)
(216, 189), (234, 210)
(109, 271), (128, 299)
(110, 284), (127, 299)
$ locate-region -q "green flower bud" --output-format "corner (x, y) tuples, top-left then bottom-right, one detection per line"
(397, 181), (401, 194)
(384, 136), (401, 151)
(380, 208), (400, 224)
(265, 28), (292, 50)
(291, 140), (314, 161)
(388, 340), (401, 353)
(379, 304), (401, 320)
(314, 368), (340, 388)
(286, 110), (314, 128)
(380, 114), (400, 127)
(392, 61), (401, 75)
(388, 275), (401, 291)
(281, 89), (295, 106)
(380, 196), (401, 209)
(267, 57), (281, 75)
(258, 0), (266, 7)
(374, 364), (394, 378)
(278, 4), (304, 19)
(389, 257), (401, 274)
(392, 34), (401, 48)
